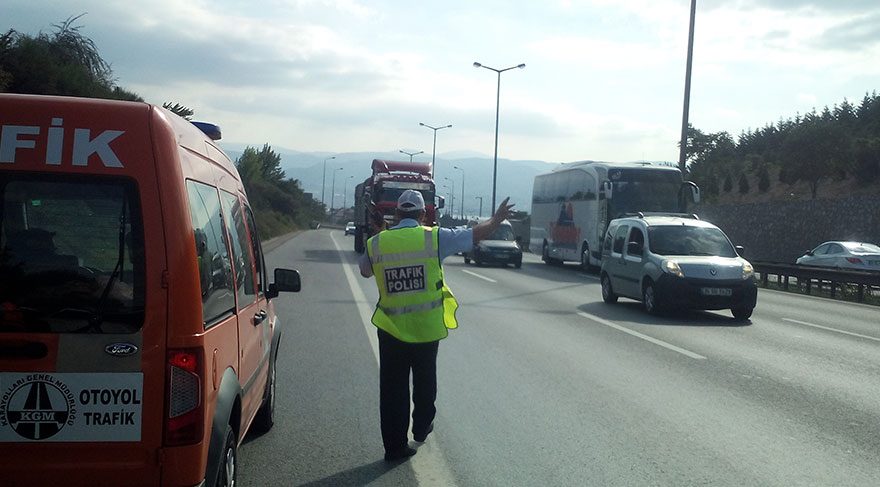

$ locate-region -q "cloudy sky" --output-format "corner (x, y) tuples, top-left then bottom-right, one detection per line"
(4, 0), (880, 163)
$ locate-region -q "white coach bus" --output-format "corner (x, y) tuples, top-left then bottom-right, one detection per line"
(530, 161), (700, 269)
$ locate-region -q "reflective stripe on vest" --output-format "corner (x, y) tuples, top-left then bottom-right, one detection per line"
(383, 297), (444, 316)
(370, 229), (436, 264)
(367, 226), (459, 343)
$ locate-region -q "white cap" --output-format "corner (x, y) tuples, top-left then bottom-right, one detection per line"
(397, 189), (425, 211)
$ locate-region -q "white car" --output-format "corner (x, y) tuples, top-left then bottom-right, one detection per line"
(796, 241), (880, 271)
(344, 221), (356, 236)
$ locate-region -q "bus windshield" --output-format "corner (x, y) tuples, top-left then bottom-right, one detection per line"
(608, 168), (681, 218)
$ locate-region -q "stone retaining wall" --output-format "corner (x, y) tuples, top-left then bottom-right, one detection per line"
(694, 196), (880, 263)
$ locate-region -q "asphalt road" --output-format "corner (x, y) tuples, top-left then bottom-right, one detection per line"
(240, 228), (880, 486)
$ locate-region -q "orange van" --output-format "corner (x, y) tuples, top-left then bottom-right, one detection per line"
(0, 94), (301, 486)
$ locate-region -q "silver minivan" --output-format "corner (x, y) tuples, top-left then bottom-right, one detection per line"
(599, 214), (757, 320)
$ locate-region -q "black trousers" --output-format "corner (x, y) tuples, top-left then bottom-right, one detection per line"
(377, 328), (439, 452)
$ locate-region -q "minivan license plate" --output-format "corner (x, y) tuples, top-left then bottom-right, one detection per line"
(701, 287), (732, 297)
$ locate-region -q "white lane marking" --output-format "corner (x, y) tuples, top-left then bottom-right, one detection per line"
(330, 233), (459, 487)
(577, 312), (707, 360)
(330, 234), (380, 361)
(461, 269), (497, 282)
(782, 318), (880, 343)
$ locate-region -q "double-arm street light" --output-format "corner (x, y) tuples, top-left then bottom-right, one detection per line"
(330, 167), (344, 215)
(399, 149), (424, 162)
(473, 61), (525, 214)
(453, 165), (465, 219)
(321, 155), (336, 211)
(419, 122), (452, 176)
(443, 177), (455, 219)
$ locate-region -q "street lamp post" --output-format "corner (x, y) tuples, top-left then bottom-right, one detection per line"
(399, 149), (424, 162)
(473, 61), (525, 214)
(419, 122), (452, 177)
(343, 175), (354, 212)
(441, 185), (452, 218)
(321, 155), (336, 211)
(678, 0), (698, 175)
(453, 165), (465, 219)
(444, 177), (455, 219)
(330, 167), (344, 216)
(474, 196), (483, 218)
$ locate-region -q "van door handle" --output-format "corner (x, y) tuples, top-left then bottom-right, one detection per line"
(253, 310), (267, 326)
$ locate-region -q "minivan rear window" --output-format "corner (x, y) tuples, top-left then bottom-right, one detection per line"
(0, 174), (145, 333)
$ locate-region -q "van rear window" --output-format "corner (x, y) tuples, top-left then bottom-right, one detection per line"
(0, 174), (145, 333)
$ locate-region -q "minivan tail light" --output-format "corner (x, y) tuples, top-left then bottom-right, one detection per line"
(165, 348), (203, 446)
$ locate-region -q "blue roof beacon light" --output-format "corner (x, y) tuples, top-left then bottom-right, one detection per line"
(191, 121), (222, 141)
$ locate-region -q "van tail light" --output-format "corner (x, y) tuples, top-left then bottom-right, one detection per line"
(846, 257), (863, 264)
(164, 348), (203, 446)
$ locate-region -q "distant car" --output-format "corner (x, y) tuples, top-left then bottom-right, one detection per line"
(464, 219), (523, 268)
(796, 241), (880, 271)
(600, 213), (757, 320)
(344, 221), (356, 235)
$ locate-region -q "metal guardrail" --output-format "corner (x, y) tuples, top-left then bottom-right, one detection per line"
(753, 261), (880, 303)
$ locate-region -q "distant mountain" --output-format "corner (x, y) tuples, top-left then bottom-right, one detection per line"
(217, 145), (568, 216)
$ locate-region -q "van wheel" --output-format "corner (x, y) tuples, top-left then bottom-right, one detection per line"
(731, 306), (753, 321)
(216, 427), (237, 487)
(464, 256), (471, 264)
(601, 273), (618, 303)
(252, 355), (276, 433)
(643, 280), (661, 314)
(514, 259), (522, 269)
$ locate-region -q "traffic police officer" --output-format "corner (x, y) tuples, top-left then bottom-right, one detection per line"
(359, 189), (514, 461)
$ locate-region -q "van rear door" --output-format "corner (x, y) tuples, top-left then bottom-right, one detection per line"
(0, 95), (167, 486)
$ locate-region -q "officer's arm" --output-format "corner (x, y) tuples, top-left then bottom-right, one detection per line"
(472, 197), (515, 244)
(359, 251), (374, 277)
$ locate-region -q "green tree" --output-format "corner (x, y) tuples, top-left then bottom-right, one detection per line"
(852, 138), (880, 185)
(0, 15), (141, 100)
(723, 174), (733, 193)
(757, 166), (770, 192)
(781, 121), (851, 198)
(738, 173), (750, 194)
(234, 144), (323, 239)
(163, 102), (194, 120)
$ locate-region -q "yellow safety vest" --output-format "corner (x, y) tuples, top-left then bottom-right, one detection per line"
(367, 225), (459, 343)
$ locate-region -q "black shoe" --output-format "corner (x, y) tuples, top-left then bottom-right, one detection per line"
(384, 446), (417, 462)
(413, 423), (433, 442)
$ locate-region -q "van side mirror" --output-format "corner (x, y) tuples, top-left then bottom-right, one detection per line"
(735, 245), (745, 257)
(804, 249), (813, 256)
(267, 268), (301, 299)
(437, 195), (445, 209)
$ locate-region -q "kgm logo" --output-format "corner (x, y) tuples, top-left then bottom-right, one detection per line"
(0, 374), (77, 440)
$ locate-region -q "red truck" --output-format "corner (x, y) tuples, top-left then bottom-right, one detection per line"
(353, 159), (443, 253)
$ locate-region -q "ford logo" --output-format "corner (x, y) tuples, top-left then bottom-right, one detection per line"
(105, 343), (138, 357)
